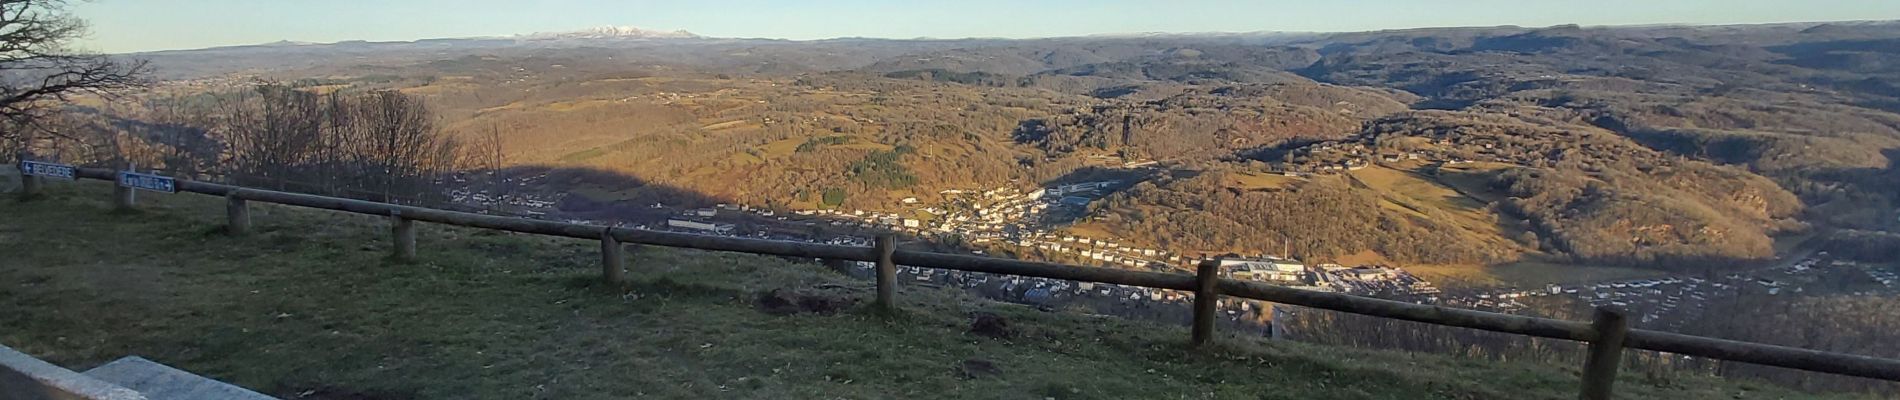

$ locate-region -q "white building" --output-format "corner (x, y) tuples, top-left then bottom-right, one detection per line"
(667, 219), (734, 235)
(1219, 257), (1307, 282)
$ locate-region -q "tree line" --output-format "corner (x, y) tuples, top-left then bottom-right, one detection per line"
(18, 83), (471, 203)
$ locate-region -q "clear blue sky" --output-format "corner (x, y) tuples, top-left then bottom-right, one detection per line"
(73, 0), (1900, 53)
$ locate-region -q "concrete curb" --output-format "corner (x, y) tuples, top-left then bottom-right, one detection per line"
(0, 345), (146, 400)
(83, 357), (274, 400)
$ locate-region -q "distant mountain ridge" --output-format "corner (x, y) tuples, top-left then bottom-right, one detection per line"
(136, 21), (1900, 57)
(137, 25), (703, 55)
(516, 25), (699, 40)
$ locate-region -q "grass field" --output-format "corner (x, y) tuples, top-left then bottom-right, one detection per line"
(1431, 161), (1518, 204)
(0, 180), (1856, 399)
(1348, 165), (1508, 240)
(1224, 171), (1302, 190)
(544, 99), (618, 112)
(1347, 163), (1678, 290)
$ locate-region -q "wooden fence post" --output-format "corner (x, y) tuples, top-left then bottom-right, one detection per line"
(1192, 260), (1220, 347)
(874, 234), (896, 313)
(18, 172), (40, 199)
(390, 214), (417, 262)
(13, 153), (36, 200)
(112, 181), (135, 211)
(225, 192), (250, 235)
(1580, 307), (1629, 400)
(601, 228), (625, 283)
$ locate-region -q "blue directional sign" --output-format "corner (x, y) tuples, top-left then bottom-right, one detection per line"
(118, 171), (177, 193)
(19, 161), (76, 180)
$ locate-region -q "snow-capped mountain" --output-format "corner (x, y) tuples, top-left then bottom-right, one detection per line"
(517, 26), (699, 40)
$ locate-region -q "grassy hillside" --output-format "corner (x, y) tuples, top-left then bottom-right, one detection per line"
(0, 180), (1860, 399)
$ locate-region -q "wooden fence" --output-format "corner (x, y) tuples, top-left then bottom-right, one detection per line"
(20, 167), (1900, 399)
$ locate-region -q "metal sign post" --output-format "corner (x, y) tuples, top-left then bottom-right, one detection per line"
(20, 161), (77, 180)
(118, 171), (177, 193)
(17, 160), (76, 199)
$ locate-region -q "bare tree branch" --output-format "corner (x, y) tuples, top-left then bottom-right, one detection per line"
(0, 0), (149, 151)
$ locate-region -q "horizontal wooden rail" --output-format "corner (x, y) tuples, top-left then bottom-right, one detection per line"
(1218, 280), (1597, 342)
(613, 228), (876, 262)
(1625, 330), (1900, 381)
(52, 166), (1900, 384)
(893, 250), (1198, 291)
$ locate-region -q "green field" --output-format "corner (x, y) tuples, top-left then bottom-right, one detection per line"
(0, 180), (1858, 399)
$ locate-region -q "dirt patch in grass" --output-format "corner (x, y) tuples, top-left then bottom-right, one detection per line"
(755, 289), (857, 316)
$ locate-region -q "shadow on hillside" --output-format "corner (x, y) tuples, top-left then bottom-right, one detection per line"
(192, 161), (963, 252)
(1034, 166), (1163, 227)
(1236, 137), (1328, 163)
(471, 165), (981, 248)
(1038, 166), (1157, 188)
(491, 165), (723, 219)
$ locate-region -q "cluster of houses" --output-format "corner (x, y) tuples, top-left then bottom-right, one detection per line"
(649, 182), (1090, 243)
(793, 208), (934, 236)
(932, 181), (1211, 270)
(1445, 252), (1900, 331)
(944, 186), (1055, 238)
(1863, 262), (1898, 289)
(1005, 233), (1179, 270)
(782, 181), (1127, 257)
(444, 172), (562, 215)
(1317, 264), (1440, 297)
(1217, 256), (1441, 298)
(1269, 139), (1479, 176)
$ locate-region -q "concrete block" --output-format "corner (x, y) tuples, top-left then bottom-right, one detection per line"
(0, 345), (146, 400)
(82, 357), (272, 400)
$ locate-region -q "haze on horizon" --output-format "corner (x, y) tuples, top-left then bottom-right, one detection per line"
(73, 0), (1900, 53)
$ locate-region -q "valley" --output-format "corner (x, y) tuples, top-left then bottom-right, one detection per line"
(14, 19), (1900, 394)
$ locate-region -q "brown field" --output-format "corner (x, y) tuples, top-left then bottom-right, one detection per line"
(1224, 171), (1303, 190)
(1348, 165), (1528, 252)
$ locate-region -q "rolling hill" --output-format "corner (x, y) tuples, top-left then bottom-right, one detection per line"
(35, 21), (1900, 283)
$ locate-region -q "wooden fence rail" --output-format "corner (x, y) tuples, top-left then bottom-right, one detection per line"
(38, 166), (1900, 396)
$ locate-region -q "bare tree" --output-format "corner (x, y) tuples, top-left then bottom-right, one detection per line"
(462, 122), (509, 204)
(195, 82), (459, 201)
(222, 84), (323, 187)
(0, 0), (149, 156)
